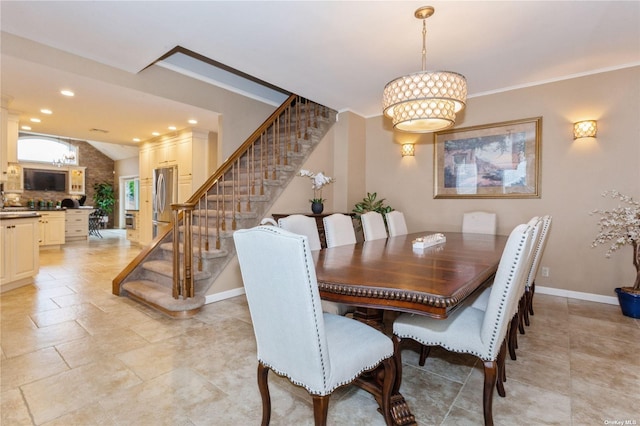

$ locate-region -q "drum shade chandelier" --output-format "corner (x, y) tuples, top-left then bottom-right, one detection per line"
(383, 6), (467, 133)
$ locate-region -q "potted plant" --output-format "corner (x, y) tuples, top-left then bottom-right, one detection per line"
(591, 190), (640, 318)
(93, 182), (115, 225)
(298, 169), (334, 214)
(352, 192), (394, 238)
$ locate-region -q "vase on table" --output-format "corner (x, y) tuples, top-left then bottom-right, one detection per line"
(311, 201), (324, 214)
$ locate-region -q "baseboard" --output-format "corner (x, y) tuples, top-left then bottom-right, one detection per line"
(536, 285), (618, 305)
(204, 287), (246, 304)
(203, 285), (619, 307)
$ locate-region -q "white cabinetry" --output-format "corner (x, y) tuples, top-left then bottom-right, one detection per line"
(138, 183), (153, 245)
(38, 211), (66, 247)
(1, 101), (19, 182)
(65, 209), (91, 241)
(68, 167), (86, 195)
(137, 128), (210, 246)
(1, 216), (40, 292)
(125, 210), (140, 244)
(5, 163), (23, 192)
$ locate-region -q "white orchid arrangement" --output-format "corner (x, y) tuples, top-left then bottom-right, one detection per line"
(298, 169), (335, 204)
(590, 190), (640, 291)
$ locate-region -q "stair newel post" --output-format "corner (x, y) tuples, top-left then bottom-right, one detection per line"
(172, 208), (180, 299)
(204, 190), (210, 252)
(183, 206), (193, 298)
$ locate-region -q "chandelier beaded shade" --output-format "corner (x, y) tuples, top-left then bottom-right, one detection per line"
(383, 6), (467, 132)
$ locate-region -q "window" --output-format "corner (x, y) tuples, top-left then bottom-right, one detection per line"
(124, 178), (139, 210)
(17, 135), (78, 166)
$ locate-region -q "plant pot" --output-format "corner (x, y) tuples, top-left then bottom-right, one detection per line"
(615, 287), (640, 319)
(311, 202), (324, 214)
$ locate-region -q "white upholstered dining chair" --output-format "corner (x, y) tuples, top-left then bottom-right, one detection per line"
(385, 211), (408, 237)
(361, 211), (388, 241)
(392, 223), (534, 426)
(323, 213), (356, 248)
(462, 211), (497, 234)
(233, 226), (396, 426)
(277, 214), (353, 316)
(523, 214), (552, 324)
(277, 214), (322, 251)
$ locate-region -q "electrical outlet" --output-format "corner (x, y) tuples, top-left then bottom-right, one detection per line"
(541, 267), (550, 277)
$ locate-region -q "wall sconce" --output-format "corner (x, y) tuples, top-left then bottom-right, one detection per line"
(573, 120), (597, 139)
(401, 143), (415, 157)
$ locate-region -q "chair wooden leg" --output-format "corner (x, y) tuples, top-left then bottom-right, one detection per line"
(528, 281), (536, 316)
(518, 296), (526, 335)
(482, 360), (497, 426)
(418, 344), (431, 366)
(523, 287), (531, 326)
(508, 314), (518, 360)
(496, 341), (506, 397)
(312, 395), (330, 426)
(257, 363), (271, 426)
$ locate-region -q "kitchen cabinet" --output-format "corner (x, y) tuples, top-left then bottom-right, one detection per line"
(65, 208), (91, 241)
(38, 211), (66, 247)
(1, 104), (19, 181)
(4, 163), (23, 192)
(125, 210), (140, 244)
(138, 183), (153, 246)
(157, 141), (178, 166)
(1, 215), (40, 292)
(139, 147), (152, 185)
(68, 166), (86, 195)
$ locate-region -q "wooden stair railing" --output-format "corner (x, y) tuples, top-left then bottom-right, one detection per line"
(112, 94), (332, 300)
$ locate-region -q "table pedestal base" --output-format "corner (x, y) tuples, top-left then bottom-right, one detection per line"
(353, 307), (385, 331)
(354, 365), (417, 425)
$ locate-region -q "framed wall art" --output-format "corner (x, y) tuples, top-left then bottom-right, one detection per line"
(434, 117), (541, 198)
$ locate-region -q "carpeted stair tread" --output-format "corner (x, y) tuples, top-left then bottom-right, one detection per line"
(142, 260), (213, 280)
(159, 243), (228, 259)
(122, 280), (205, 312)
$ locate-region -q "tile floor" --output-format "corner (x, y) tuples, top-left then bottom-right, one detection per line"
(1, 230), (639, 425)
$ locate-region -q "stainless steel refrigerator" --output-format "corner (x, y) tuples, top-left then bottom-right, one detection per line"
(152, 166), (177, 238)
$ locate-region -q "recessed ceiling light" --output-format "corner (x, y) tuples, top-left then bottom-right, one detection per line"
(60, 90), (74, 97)
(21, 125), (32, 130)
(168, 126), (176, 131)
(30, 118), (41, 123)
(133, 138), (140, 142)
(152, 132), (160, 136)
(40, 109), (52, 115)
(188, 119), (198, 125)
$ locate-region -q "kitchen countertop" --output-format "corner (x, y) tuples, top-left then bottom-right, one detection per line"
(0, 211), (41, 219)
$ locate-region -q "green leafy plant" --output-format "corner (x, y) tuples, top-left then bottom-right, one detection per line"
(93, 182), (115, 216)
(352, 192), (393, 220)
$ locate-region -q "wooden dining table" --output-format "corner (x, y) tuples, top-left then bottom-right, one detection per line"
(313, 230), (508, 426)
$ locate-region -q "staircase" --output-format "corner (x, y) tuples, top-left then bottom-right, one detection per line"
(112, 95), (337, 317)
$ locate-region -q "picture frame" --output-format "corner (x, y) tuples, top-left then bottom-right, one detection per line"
(434, 117), (541, 199)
